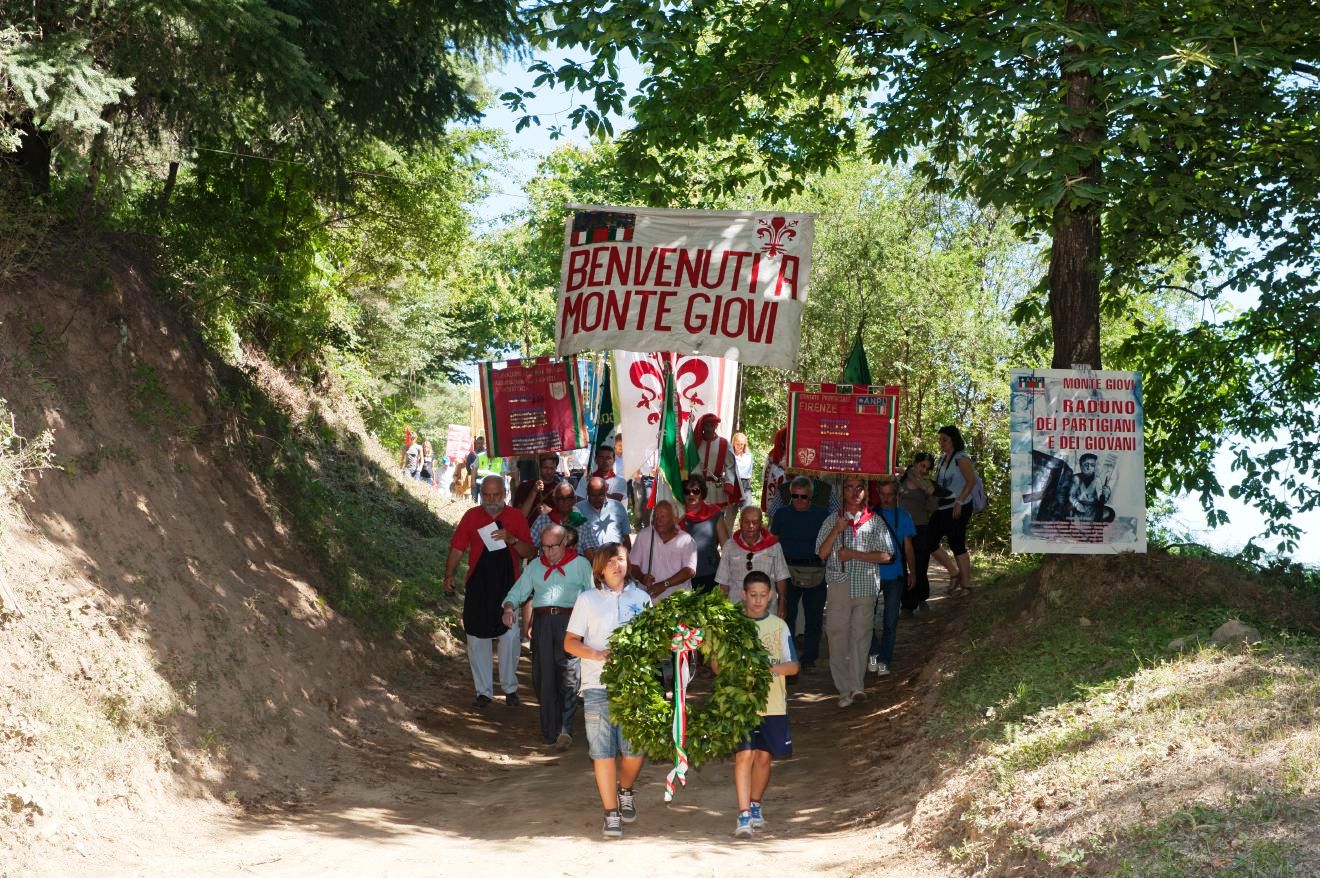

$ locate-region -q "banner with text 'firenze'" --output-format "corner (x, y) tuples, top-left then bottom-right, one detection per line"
(556, 206), (814, 370)
(1010, 368), (1146, 554)
(785, 383), (902, 478)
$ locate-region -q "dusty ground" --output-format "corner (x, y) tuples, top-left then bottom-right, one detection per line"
(2, 251), (961, 877)
(20, 571), (963, 878)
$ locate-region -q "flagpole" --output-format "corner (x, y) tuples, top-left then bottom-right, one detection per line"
(644, 357), (671, 588)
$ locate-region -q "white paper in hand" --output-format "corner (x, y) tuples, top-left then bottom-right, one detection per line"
(478, 521), (507, 552)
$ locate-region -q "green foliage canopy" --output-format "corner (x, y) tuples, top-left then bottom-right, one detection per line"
(509, 1), (1320, 557)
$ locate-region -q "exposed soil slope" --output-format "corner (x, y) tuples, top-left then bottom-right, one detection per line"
(1, 245), (955, 877)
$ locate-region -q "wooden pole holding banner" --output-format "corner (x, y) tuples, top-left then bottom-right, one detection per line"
(732, 366), (745, 433)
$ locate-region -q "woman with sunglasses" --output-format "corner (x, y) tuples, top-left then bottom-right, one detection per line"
(679, 473), (729, 594)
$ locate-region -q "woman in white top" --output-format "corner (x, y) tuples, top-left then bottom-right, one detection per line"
(731, 432), (755, 510)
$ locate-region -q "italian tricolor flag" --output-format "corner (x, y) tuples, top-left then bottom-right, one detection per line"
(649, 364), (694, 509)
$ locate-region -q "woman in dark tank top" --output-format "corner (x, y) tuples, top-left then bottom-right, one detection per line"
(678, 473), (729, 593)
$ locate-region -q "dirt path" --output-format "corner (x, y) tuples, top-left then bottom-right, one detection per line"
(53, 573), (963, 878)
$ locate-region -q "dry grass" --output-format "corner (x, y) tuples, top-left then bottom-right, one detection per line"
(912, 554), (1320, 876)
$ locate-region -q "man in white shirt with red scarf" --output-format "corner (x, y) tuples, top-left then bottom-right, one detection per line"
(715, 506), (790, 616)
(691, 413), (740, 509)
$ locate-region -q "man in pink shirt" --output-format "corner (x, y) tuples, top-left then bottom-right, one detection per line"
(627, 501), (697, 602)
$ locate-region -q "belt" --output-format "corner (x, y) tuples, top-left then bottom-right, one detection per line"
(532, 605), (575, 617)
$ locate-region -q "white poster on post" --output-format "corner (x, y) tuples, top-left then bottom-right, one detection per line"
(556, 205), (814, 370)
(1010, 368), (1147, 554)
(611, 351), (738, 481)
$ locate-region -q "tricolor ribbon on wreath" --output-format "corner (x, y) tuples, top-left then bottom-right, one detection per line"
(663, 622), (704, 802)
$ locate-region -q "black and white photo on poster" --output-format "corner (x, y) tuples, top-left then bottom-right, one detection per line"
(1010, 368), (1147, 554)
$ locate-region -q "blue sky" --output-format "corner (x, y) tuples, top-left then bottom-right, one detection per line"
(470, 56), (1318, 566)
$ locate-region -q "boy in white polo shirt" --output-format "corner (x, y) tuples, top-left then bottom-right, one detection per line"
(564, 541), (652, 839)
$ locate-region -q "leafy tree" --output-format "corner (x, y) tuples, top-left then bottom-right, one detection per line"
(510, 1), (1320, 555)
(2, 0), (521, 194)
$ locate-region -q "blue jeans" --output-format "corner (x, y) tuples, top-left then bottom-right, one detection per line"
(583, 688), (641, 760)
(784, 574), (827, 666)
(868, 577), (905, 665)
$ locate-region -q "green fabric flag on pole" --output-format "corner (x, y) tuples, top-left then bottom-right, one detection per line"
(596, 360), (615, 447)
(841, 325), (872, 385)
(650, 364), (688, 509)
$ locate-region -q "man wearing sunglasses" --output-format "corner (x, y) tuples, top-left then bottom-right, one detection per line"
(771, 476), (832, 669)
(501, 524), (593, 750)
(715, 506), (790, 616)
(815, 475), (894, 708)
(532, 482), (590, 555)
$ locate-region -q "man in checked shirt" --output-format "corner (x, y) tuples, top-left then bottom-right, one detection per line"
(815, 475), (894, 708)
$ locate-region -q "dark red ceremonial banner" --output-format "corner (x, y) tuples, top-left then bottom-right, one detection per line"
(785, 383), (902, 477)
(478, 356), (590, 458)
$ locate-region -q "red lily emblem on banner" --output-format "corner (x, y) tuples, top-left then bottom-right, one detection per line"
(628, 354), (710, 425)
(757, 216), (799, 257)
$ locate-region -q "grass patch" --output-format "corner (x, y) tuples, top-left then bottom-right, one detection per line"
(130, 363), (189, 437)
(215, 369), (453, 638)
(931, 554), (1313, 746)
(919, 553), (1320, 875)
(1113, 791), (1309, 877)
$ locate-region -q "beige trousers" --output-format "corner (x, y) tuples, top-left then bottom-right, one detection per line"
(825, 578), (876, 696)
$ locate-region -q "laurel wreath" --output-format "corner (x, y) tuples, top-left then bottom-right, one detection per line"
(600, 588), (772, 767)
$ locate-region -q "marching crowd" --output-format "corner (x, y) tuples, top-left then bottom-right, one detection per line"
(436, 417), (982, 839)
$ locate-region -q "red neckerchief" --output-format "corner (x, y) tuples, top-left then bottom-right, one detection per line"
(548, 508), (570, 524)
(680, 501), (723, 526)
(592, 468), (617, 480)
(542, 548), (579, 580)
(732, 529), (779, 553)
(845, 508), (874, 537)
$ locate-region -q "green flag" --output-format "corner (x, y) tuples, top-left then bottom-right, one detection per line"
(596, 361), (615, 446)
(841, 326), (872, 385)
(651, 365), (688, 508)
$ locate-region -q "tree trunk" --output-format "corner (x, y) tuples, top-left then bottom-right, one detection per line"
(11, 122), (52, 195)
(1048, 1), (1104, 370)
(158, 161), (180, 214)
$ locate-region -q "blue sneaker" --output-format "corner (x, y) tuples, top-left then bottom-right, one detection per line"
(735, 811), (754, 838)
(749, 801), (766, 829)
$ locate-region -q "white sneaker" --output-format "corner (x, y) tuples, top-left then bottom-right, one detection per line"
(838, 693), (854, 708)
(875, 662), (891, 676)
(866, 655), (879, 674)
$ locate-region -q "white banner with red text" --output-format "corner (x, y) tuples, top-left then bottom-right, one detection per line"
(556, 206), (814, 370)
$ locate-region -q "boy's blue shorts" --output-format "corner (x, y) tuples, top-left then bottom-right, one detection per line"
(736, 714), (792, 758)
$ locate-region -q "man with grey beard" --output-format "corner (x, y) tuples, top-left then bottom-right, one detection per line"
(445, 476), (536, 708)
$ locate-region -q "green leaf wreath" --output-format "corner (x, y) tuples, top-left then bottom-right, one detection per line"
(601, 588), (771, 767)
